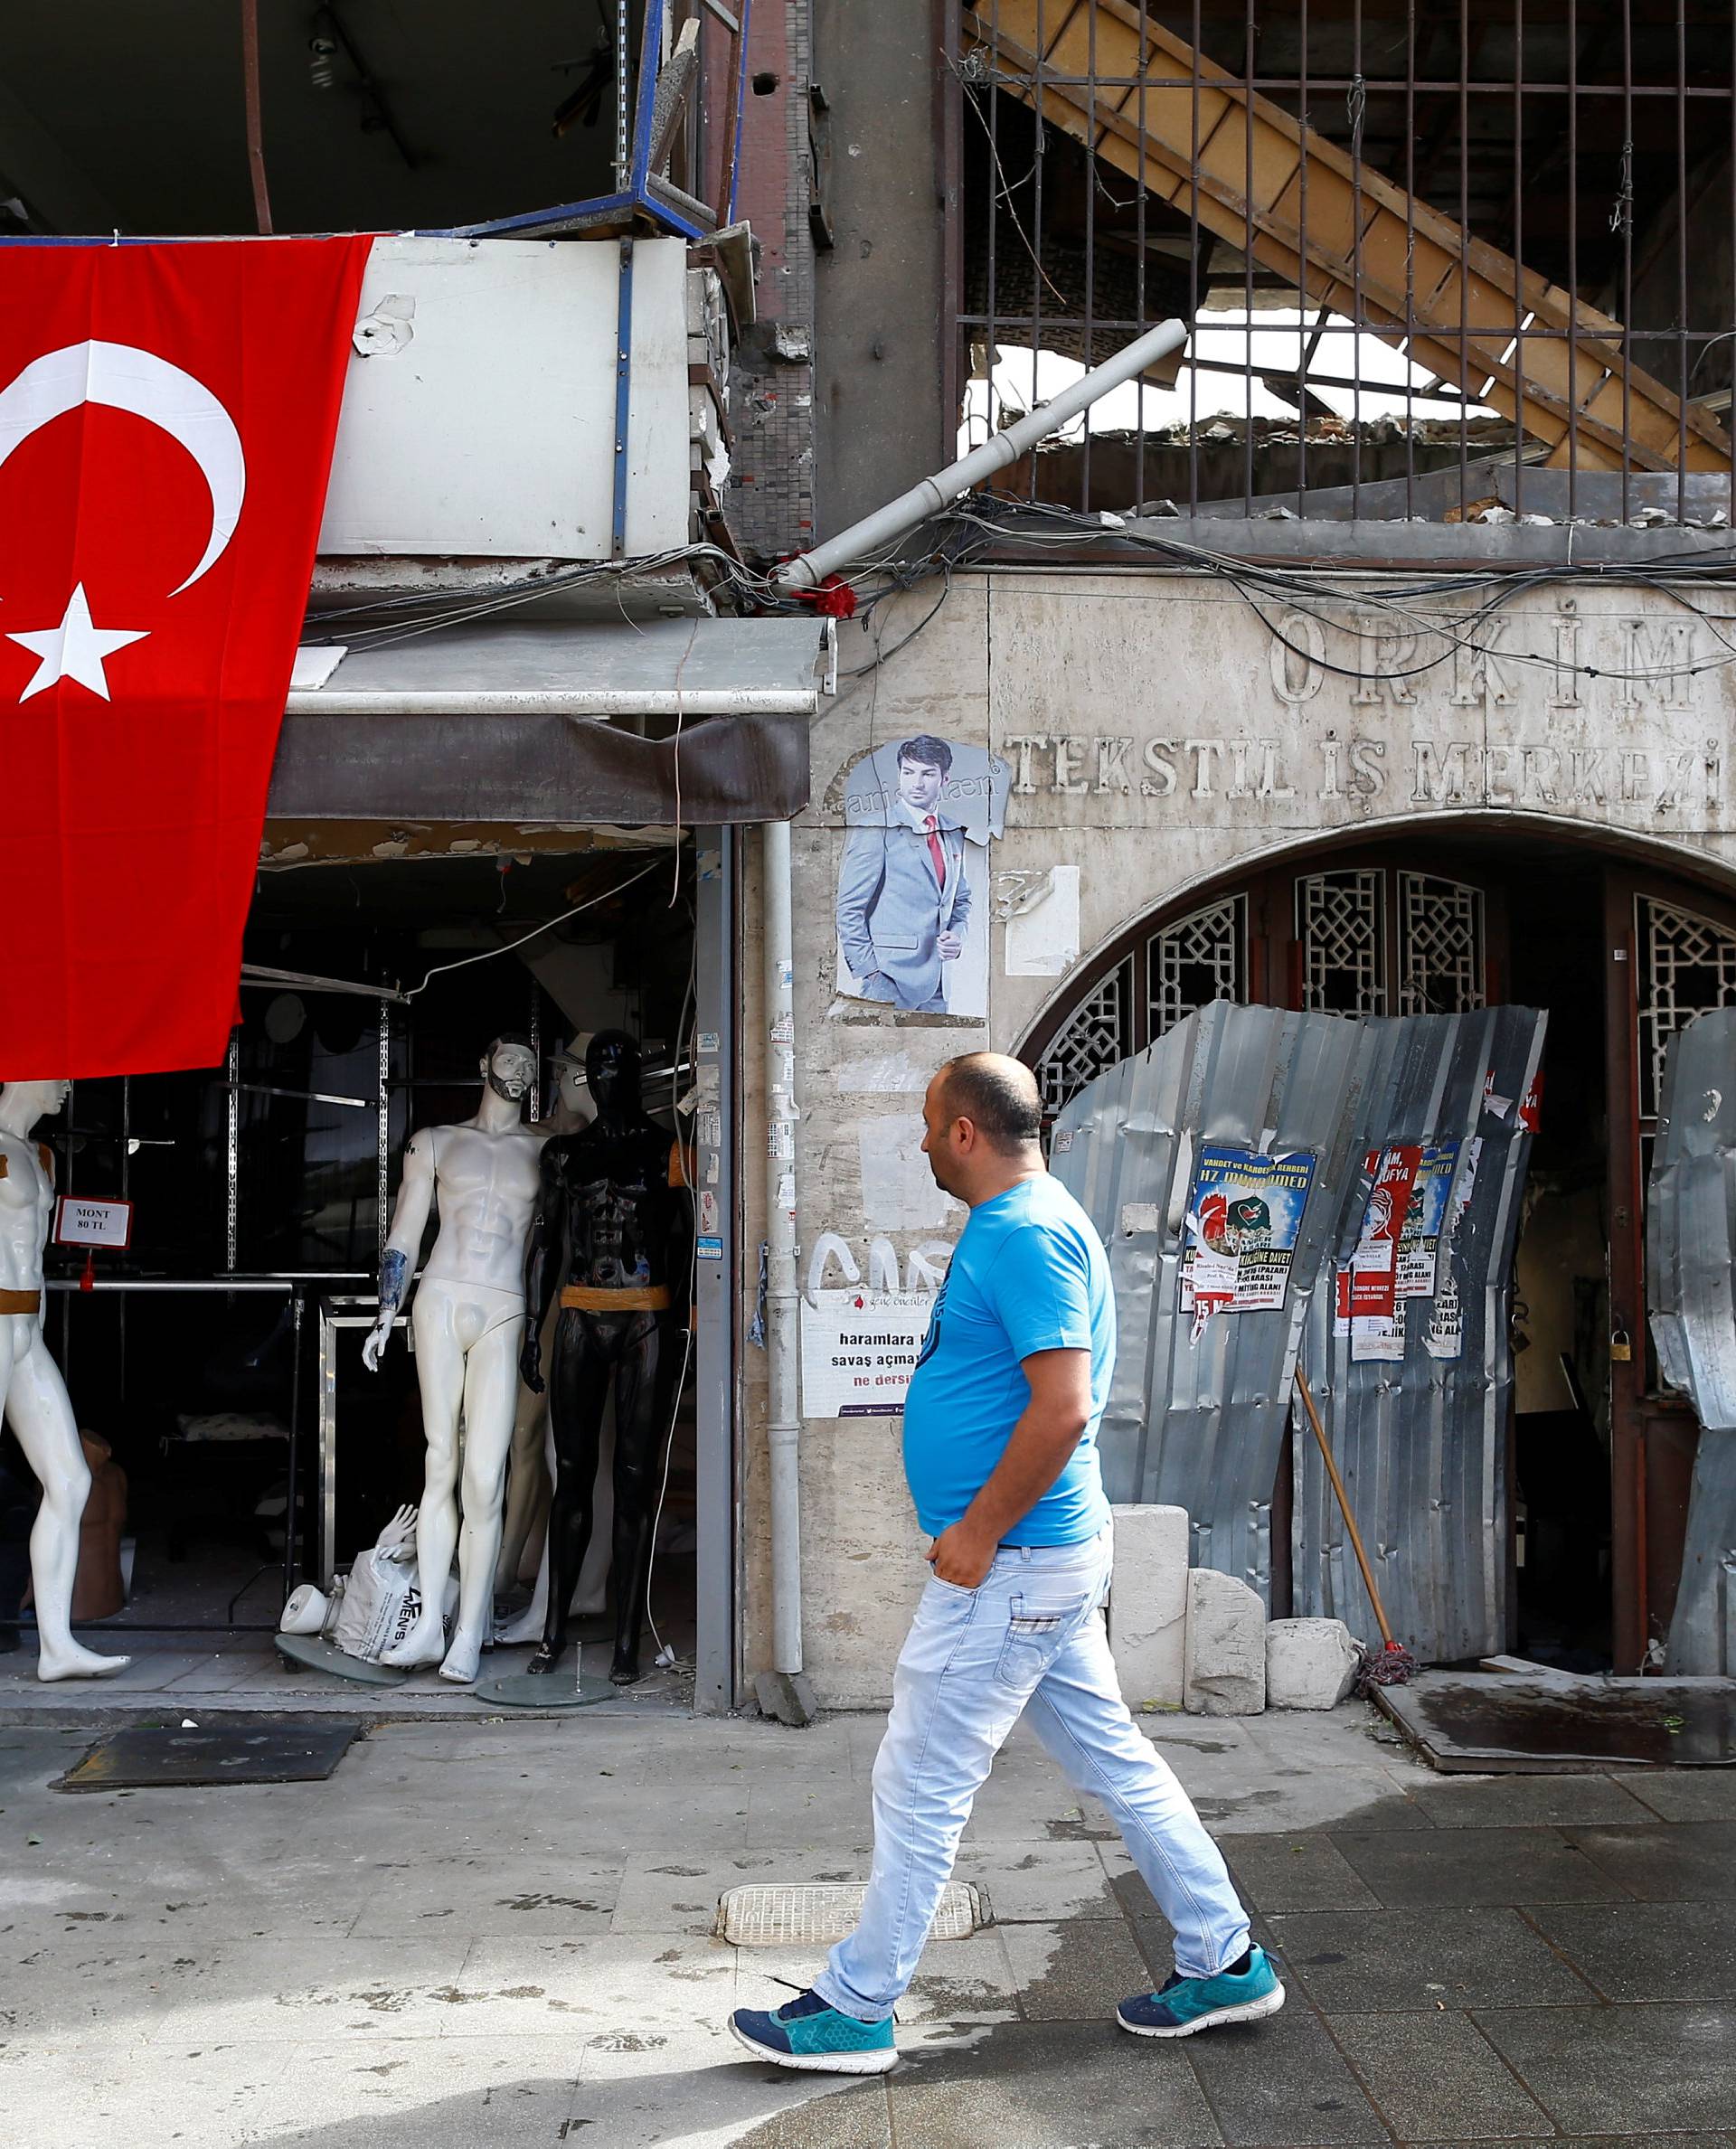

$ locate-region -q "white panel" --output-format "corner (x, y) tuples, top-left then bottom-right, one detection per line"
(317, 236), (692, 562)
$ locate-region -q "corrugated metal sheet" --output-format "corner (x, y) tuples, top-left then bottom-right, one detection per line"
(1052, 1001), (1375, 1599)
(1291, 1008), (1546, 1664)
(1647, 1008), (1736, 1673)
(1053, 999), (1545, 1661)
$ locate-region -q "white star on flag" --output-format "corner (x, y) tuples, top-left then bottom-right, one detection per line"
(8, 583), (148, 702)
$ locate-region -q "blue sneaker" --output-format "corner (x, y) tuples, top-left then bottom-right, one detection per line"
(728, 1988), (898, 2075)
(1117, 1946), (1285, 2038)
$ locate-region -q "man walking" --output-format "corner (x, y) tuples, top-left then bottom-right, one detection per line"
(835, 734), (972, 1012)
(728, 1053), (1281, 2074)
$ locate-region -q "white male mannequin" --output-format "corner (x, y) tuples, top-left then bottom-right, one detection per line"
(363, 1036), (544, 1682)
(0, 1079), (129, 1682)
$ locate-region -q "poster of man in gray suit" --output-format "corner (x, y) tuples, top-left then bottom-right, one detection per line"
(835, 735), (983, 1013)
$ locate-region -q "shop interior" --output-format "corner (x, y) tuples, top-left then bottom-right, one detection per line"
(1501, 846), (1615, 1672)
(0, 840), (704, 1693)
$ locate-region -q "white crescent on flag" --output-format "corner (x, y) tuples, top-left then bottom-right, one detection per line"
(0, 338), (246, 593)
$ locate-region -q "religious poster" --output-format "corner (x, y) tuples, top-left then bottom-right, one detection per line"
(799, 1288), (934, 1419)
(833, 736), (1008, 1020)
(1347, 1145), (1422, 1321)
(1180, 1145), (1316, 1324)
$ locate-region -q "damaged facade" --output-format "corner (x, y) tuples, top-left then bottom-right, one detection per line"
(766, 0), (1736, 1708)
(4, 4), (1736, 1716)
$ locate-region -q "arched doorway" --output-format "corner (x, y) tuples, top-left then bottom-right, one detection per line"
(1023, 825), (1736, 1672)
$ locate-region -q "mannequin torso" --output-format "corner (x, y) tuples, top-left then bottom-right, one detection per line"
(0, 1129), (53, 1302)
(418, 1120), (547, 1293)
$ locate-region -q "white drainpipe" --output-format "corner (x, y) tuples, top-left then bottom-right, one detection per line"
(772, 316), (1188, 590)
(753, 318), (1185, 1717)
(760, 816), (807, 1710)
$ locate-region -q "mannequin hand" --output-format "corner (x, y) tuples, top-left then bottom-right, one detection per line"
(377, 1503), (419, 1560)
(937, 931), (963, 960)
(519, 1343), (544, 1395)
(361, 1318), (393, 1372)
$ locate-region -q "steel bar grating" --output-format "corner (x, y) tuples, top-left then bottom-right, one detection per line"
(717, 1880), (986, 1946)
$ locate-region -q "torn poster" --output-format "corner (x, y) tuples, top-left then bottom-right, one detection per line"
(1352, 1299), (1409, 1363)
(1394, 1140), (1459, 1300)
(1348, 1145), (1422, 1321)
(1180, 1145), (1316, 1321)
(1424, 1268), (1464, 1360)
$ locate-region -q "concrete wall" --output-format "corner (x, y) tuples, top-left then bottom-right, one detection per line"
(743, 565), (1736, 1706)
(811, 0), (950, 537)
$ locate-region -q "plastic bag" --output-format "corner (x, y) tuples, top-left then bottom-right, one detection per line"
(331, 1505), (456, 1662)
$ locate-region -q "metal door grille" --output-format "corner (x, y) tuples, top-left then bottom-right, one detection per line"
(1298, 870), (1387, 1015)
(1637, 896), (1736, 1120)
(1038, 955), (1134, 1116)
(1399, 872), (1486, 1015)
(1148, 895), (1247, 1037)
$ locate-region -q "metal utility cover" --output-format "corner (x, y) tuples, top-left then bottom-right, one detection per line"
(718, 1880), (986, 1947)
(1377, 1673), (1736, 1772)
(56, 1722), (360, 1791)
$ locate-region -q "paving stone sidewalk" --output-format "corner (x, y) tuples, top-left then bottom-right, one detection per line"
(1, 1701), (1732, 2146)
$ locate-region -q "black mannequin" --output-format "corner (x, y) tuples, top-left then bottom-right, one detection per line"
(520, 1030), (691, 1682)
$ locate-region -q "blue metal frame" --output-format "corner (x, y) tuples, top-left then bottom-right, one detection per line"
(437, 0), (752, 243)
(0, 0), (752, 250)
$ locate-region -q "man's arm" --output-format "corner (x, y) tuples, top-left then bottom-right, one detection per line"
(927, 1348), (1093, 1587)
(835, 825), (888, 987)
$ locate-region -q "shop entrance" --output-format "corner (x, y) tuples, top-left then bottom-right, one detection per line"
(2, 839), (733, 1705)
(1027, 825), (1736, 1672)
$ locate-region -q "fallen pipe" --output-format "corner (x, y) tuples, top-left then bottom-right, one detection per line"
(772, 317), (1189, 591)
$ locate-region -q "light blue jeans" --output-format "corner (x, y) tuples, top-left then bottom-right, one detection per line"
(814, 1527), (1250, 2022)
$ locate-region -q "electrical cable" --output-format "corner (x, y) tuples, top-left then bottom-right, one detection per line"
(400, 857), (665, 999)
(642, 933), (701, 1671)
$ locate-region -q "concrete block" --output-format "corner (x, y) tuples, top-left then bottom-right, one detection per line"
(1108, 1503), (1189, 1711)
(1266, 1617), (1360, 1709)
(1184, 1568), (1267, 1716)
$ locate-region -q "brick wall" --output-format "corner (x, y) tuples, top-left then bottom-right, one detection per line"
(726, 1), (815, 565)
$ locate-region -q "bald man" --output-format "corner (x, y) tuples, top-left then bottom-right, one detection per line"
(729, 1053), (1280, 2073)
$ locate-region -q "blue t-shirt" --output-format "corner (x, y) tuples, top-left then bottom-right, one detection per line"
(902, 1173), (1116, 1545)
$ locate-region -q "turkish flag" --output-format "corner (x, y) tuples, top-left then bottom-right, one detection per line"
(0, 238), (373, 1079)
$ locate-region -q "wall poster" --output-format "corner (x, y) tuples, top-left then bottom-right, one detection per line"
(834, 737), (1008, 1019)
(1181, 1144), (1316, 1333)
(800, 1287), (934, 1419)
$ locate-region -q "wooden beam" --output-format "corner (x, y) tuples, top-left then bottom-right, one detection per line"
(963, 0), (1731, 472)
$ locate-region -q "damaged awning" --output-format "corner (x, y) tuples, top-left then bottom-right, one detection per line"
(267, 617), (829, 825)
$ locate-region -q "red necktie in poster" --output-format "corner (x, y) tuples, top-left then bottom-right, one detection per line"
(0, 238), (373, 1079)
(923, 814), (947, 888)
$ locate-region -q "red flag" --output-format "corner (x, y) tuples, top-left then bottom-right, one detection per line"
(0, 238), (373, 1079)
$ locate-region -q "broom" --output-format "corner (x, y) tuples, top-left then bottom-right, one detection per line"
(1292, 1363), (1418, 1689)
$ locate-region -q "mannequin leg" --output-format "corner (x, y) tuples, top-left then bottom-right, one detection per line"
(573, 1394), (617, 1615)
(494, 1418), (556, 1645)
(606, 1315), (670, 1684)
(528, 1311), (613, 1674)
(440, 1311), (525, 1684)
(495, 1390), (614, 1645)
(5, 1324), (130, 1682)
(382, 1287), (468, 1669)
(495, 1299), (556, 1593)
(493, 1386), (548, 1594)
